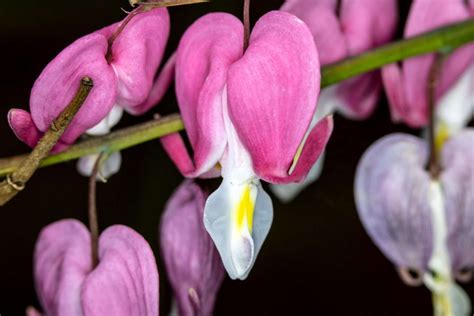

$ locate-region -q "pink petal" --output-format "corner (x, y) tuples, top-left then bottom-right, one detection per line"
(283, 0), (397, 120)
(172, 13), (243, 177)
(161, 181), (225, 316)
(381, 63), (409, 124)
(339, 0), (398, 55)
(441, 129), (474, 273)
(34, 219), (92, 316)
(355, 134), (433, 271)
(391, 0), (474, 127)
(104, 8), (170, 111)
(283, 116), (333, 183)
(161, 133), (196, 176)
(337, 72), (382, 120)
(8, 108), (72, 153)
(337, 0), (397, 118)
(131, 53), (176, 115)
(227, 11), (322, 184)
(281, 0), (338, 15)
(29, 33), (117, 146)
(8, 109), (42, 148)
(81, 225), (159, 316)
(281, 0), (347, 65)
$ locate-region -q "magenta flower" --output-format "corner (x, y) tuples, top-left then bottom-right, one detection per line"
(8, 8), (173, 152)
(161, 181), (225, 316)
(382, 0), (474, 130)
(271, 0), (397, 202)
(355, 130), (474, 314)
(162, 11), (333, 279)
(28, 219), (159, 316)
(282, 0), (398, 120)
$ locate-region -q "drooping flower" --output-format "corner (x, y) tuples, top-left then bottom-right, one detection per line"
(282, 0), (398, 119)
(382, 0), (474, 130)
(355, 131), (474, 315)
(77, 152), (122, 180)
(162, 11), (333, 279)
(272, 0), (398, 202)
(27, 219), (159, 316)
(8, 8), (174, 152)
(160, 180), (225, 316)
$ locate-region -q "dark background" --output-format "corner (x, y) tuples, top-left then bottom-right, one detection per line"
(0, 1), (472, 315)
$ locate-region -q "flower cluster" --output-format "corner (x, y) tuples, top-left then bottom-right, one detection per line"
(3, 0), (473, 315)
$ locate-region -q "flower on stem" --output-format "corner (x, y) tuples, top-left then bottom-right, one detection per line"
(162, 11), (333, 279)
(28, 219), (159, 316)
(282, 0), (398, 120)
(382, 0), (474, 131)
(77, 152), (122, 181)
(160, 180), (225, 316)
(355, 131), (474, 315)
(8, 7), (174, 152)
(272, 0), (398, 202)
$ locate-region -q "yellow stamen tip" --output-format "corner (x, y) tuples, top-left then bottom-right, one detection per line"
(435, 122), (451, 154)
(235, 185), (255, 234)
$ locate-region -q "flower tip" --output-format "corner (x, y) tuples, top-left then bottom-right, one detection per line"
(187, 287), (201, 309)
(397, 267), (424, 287)
(230, 234), (254, 280)
(26, 306), (42, 316)
(455, 269), (473, 283)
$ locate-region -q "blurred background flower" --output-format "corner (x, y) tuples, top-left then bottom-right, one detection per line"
(0, 1), (472, 315)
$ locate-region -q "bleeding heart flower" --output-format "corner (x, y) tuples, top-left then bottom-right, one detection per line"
(355, 130), (473, 315)
(8, 8), (174, 152)
(161, 11), (333, 279)
(282, 0), (398, 120)
(271, 0), (398, 202)
(382, 0), (474, 130)
(29, 219), (159, 316)
(77, 152), (122, 181)
(160, 180), (225, 316)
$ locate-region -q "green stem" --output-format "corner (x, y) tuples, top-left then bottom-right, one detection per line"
(1, 18), (474, 178)
(321, 19), (474, 86)
(0, 77), (93, 204)
(0, 114), (183, 177)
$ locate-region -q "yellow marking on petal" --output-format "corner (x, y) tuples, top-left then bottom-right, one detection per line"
(289, 140), (305, 175)
(433, 290), (452, 316)
(435, 121), (451, 154)
(234, 184), (254, 234)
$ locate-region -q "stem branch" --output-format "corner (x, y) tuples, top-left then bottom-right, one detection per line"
(1, 19), (474, 178)
(89, 153), (104, 268)
(0, 77), (93, 206)
(427, 55), (444, 179)
(243, 0), (250, 50)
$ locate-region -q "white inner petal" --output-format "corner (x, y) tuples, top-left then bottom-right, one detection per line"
(229, 181), (258, 278)
(315, 85), (343, 121)
(203, 87), (274, 280)
(423, 181), (471, 316)
(219, 87), (256, 183)
(76, 152), (122, 180)
(86, 105), (124, 136)
(436, 65), (474, 136)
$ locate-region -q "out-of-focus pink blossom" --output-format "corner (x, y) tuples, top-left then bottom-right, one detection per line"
(9, 8), (173, 152)
(161, 181), (224, 316)
(382, 0), (474, 128)
(30, 219), (159, 316)
(282, 0), (398, 120)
